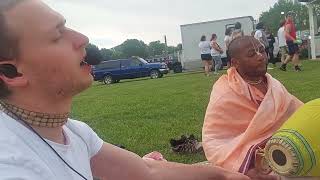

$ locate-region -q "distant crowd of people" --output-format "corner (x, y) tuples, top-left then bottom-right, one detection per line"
(199, 22), (243, 76)
(199, 11), (302, 76)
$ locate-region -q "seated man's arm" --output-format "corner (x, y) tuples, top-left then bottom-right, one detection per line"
(202, 93), (247, 164)
(90, 143), (250, 180)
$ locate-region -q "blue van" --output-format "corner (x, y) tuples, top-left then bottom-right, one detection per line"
(92, 57), (169, 84)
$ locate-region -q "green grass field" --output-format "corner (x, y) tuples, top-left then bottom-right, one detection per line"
(72, 60), (320, 164)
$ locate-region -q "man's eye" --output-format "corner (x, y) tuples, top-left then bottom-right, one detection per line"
(52, 36), (62, 42)
(52, 28), (65, 42)
(248, 52), (255, 57)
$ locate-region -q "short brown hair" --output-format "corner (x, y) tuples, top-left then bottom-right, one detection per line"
(0, 0), (26, 99)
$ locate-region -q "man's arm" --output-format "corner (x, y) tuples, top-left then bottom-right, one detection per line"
(144, 160), (250, 180)
(90, 143), (250, 180)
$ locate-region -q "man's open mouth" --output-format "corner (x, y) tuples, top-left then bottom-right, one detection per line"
(80, 60), (88, 67)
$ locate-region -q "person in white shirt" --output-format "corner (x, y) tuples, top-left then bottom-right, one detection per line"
(277, 20), (287, 63)
(254, 22), (270, 68)
(231, 22), (244, 40)
(210, 33), (223, 75)
(199, 35), (213, 76)
(254, 22), (269, 49)
(0, 1), (250, 180)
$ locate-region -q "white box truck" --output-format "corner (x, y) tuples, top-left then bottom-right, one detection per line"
(180, 16), (255, 70)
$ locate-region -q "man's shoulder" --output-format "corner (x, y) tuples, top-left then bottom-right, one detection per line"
(0, 114), (20, 146)
(255, 29), (262, 34)
(211, 75), (234, 96)
(65, 119), (93, 137)
(267, 74), (293, 95)
(67, 118), (88, 127)
(0, 115), (36, 164)
(285, 23), (292, 30)
(278, 27), (284, 32)
(267, 74), (285, 86)
(254, 30), (262, 38)
(66, 119), (101, 141)
(66, 119), (104, 157)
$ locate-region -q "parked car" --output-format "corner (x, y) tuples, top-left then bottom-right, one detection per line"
(91, 57), (169, 85)
(165, 60), (183, 73)
(147, 58), (183, 73)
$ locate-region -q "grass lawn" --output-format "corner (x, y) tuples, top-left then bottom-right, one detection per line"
(72, 60), (320, 164)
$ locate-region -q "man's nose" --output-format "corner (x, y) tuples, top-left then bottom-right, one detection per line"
(71, 29), (89, 50)
(257, 52), (267, 61)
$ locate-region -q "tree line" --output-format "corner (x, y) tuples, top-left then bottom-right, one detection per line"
(86, 39), (182, 61)
(259, 0), (320, 35)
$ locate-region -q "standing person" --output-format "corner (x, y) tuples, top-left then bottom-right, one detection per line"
(0, 1), (253, 180)
(199, 35), (213, 76)
(231, 22), (244, 40)
(254, 22), (269, 66)
(254, 22), (269, 49)
(277, 20), (288, 63)
(266, 30), (276, 67)
(280, 12), (302, 72)
(224, 28), (233, 68)
(210, 34), (223, 75)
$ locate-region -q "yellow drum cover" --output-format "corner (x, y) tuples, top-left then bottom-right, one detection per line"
(264, 99), (320, 177)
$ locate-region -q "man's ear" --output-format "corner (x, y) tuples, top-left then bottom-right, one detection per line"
(0, 73), (27, 87)
(0, 62), (27, 88)
(230, 57), (238, 68)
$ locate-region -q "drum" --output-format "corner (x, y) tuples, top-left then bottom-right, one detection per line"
(264, 99), (320, 177)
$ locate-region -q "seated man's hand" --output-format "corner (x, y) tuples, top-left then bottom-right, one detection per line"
(224, 171), (251, 180)
(211, 166), (250, 180)
(246, 168), (280, 180)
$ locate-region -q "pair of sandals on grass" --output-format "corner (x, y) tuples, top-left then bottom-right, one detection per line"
(143, 134), (203, 162)
(116, 134), (203, 162)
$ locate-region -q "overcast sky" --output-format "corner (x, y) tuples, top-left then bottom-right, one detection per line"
(43, 0), (278, 49)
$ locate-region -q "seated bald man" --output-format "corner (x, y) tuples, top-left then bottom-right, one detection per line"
(202, 36), (304, 179)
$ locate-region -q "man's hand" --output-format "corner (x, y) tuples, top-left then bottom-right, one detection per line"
(223, 170), (251, 180)
(192, 165), (250, 180)
(246, 168), (279, 180)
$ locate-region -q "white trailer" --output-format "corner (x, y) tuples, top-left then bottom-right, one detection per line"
(180, 16), (255, 69)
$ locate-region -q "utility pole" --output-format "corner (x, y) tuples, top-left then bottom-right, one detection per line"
(308, 3), (317, 59)
(164, 35), (168, 59)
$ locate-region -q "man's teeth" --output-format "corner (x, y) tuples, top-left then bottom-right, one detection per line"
(80, 61), (88, 66)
